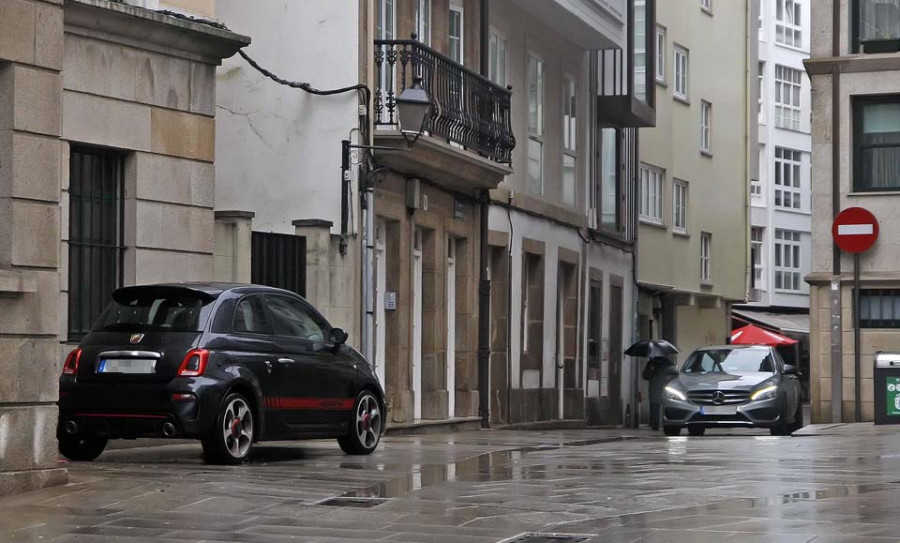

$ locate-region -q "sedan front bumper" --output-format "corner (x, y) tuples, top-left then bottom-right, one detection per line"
(662, 396), (783, 428)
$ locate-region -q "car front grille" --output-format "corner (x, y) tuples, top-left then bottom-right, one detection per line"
(687, 390), (750, 405)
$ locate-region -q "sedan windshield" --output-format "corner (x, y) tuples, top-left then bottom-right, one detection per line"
(94, 291), (211, 333)
(682, 348), (775, 375)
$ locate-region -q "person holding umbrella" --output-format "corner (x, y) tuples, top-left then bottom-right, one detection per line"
(625, 340), (679, 430)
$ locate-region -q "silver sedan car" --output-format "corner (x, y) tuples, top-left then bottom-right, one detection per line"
(661, 345), (803, 436)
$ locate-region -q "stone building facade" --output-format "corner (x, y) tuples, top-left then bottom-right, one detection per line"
(0, 0), (247, 495)
(805, 0), (900, 423)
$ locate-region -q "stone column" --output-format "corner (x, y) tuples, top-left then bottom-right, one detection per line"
(293, 219), (333, 307)
(213, 210), (255, 283)
(0, 0), (68, 495)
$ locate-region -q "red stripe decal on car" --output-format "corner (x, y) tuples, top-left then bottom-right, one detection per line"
(265, 397), (355, 410)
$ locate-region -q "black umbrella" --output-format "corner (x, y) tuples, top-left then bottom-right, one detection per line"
(624, 339), (679, 358)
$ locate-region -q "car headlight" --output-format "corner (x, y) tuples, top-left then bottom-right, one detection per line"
(751, 385), (778, 401)
(664, 386), (687, 401)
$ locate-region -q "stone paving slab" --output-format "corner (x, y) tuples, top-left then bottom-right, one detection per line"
(7, 427), (900, 541)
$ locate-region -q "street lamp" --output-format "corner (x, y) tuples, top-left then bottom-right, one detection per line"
(396, 76), (432, 145)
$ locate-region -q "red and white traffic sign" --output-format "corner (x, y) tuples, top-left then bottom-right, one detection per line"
(832, 206), (879, 254)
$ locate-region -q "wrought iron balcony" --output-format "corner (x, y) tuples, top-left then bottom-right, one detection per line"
(374, 38), (515, 164)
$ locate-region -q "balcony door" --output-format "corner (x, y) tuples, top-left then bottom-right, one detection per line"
(376, 0), (396, 125)
(412, 229), (423, 420)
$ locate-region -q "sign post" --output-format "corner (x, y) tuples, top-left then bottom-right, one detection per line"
(832, 207), (880, 422)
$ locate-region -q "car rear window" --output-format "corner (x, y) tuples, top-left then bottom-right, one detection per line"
(94, 290), (211, 333)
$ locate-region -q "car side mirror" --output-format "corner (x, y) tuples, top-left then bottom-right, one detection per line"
(330, 328), (349, 345)
(666, 366), (679, 377)
(783, 364), (798, 375)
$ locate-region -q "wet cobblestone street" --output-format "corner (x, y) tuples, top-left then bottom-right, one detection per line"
(4, 424), (900, 542)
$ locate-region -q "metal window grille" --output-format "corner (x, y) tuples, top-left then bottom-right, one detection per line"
(860, 289), (900, 328)
(251, 232), (306, 296)
(68, 147), (125, 341)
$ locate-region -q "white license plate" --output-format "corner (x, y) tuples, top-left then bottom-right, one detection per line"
(701, 405), (737, 416)
(98, 359), (157, 374)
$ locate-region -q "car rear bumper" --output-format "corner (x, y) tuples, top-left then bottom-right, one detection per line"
(58, 377), (227, 440)
(662, 396), (782, 428)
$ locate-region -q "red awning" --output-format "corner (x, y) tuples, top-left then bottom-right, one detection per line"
(730, 324), (798, 347)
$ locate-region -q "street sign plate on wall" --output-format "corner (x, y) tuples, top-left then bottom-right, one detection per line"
(832, 207), (879, 253)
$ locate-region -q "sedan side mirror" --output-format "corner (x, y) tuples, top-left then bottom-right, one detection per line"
(666, 366), (679, 377)
(330, 328), (349, 345)
(783, 364), (798, 375)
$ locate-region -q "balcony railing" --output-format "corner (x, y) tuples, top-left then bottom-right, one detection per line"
(374, 38), (515, 164)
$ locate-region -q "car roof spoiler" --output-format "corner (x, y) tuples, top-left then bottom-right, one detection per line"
(112, 284), (219, 304)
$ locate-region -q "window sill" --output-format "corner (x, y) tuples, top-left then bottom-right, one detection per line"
(700, 149), (713, 158)
(656, 78), (667, 88)
(774, 207), (811, 216)
(774, 289), (804, 294)
(849, 189), (900, 196)
(674, 95), (691, 106)
(701, 281), (714, 289)
(774, 41), (807, 54)
(774, 124), (809, 135)
(673, 229), (690, 238)
(701, 6), (713, 16)
(639, 218), (666, 229)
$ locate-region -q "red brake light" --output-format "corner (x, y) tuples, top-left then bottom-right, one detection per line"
(62, 348), (82, 375)
(177, 349), (209, 377)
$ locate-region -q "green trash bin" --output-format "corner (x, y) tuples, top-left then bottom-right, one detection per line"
(874, 352), (900, 425)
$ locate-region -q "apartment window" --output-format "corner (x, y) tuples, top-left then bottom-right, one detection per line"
(700, 232), (712, 283)
(674, 45), (689, 100)
(639, 164), (664, 225)
(701, 101), (712, 153)
(759, 0), (767, 38)
(774, 147), (802, 209)
(701, 0), (712, 12)
(634, 0), (647, 102)
(562, 75), (577, 207)
(775, 65), (802, 130)
(758, 61), (766, 123)
(251, 232), (307, 296)
(754, 143), (766, 198)
(489, 31), (508, 87)
(855, 0), (900, 53)
(600, 127), (620, 231)
(416, 0), (432, 45)
(673, 180), (687, 234)
(776, 0), (802, 48)
(68, 147), (125, 341)
(751, 227), (765, 289)
(860, 289), (900, 328)
(527, 53), (544, 195)
(449, 2), (464, 63)
(854, 96), (900, 191)
(774, 229), (801, 291)
(656, 26), (666, 83)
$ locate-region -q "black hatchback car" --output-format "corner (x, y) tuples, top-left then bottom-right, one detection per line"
(58, 283), (386, 464)
(661, 345), (803, 437)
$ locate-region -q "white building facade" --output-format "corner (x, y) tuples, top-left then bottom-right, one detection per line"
(749, 0), (812, 311)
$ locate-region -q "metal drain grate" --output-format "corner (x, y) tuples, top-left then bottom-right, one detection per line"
(316, 496), (390, 508)
(498, 533), (594, 543)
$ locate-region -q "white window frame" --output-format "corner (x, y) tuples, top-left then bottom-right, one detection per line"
(674, 45), (689, 101)
(751, 226), (765, 289)
(700, 101), (712, 154)
(775, 0), (802, 48)
(701, 0), (712, 13)
(753, 143), (765, 199)
(758, 61), (766, 123)
(774, 146), (802, 210)
(673, 180), (687, 234)
(489, 29), (508, 87)
(562, 74), (577, 207)
(449, 1), (464, 64)
(774, 229), (802, 291)
(774, 64), (802, 131)
(656, 25), (666, 83)
(527, 52), (544, 195)
(700, 232), (712, 283)
(416, 0), (432, 46)
(639, 164), (664, 225)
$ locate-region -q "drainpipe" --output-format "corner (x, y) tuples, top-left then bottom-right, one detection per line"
(477, 0), (492, 428)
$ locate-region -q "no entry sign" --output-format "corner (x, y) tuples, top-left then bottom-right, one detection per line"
(832, 207), (879, 254)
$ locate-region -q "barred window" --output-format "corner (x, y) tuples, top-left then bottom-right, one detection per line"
(860, 289), (900, 328)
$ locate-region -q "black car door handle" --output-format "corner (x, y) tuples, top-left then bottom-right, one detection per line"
(278, 358), (295, 365)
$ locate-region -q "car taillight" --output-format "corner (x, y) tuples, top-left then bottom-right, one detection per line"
(62, 348), (82, 375)
(177, 349), (209, 377)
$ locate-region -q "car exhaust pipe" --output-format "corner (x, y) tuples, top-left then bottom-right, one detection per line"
(64, 420), (78, 435)
(161, 422), (176, 437)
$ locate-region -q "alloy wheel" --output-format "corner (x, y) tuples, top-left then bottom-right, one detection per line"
(221, 397), (254, 458)
(355, 393), (381, 449)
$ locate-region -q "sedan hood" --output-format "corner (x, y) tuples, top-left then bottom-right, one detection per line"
(674, 372), (775, 391)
